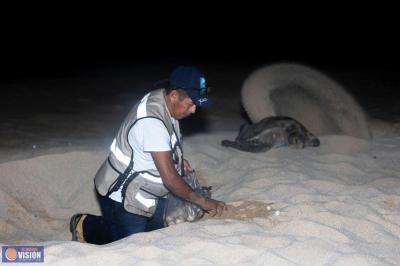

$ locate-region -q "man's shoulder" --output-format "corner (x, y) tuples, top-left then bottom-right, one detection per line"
(135, 117), (167, 129)
(132, 118), (170, 138)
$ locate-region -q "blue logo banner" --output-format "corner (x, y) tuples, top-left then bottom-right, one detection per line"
(2, 246), (44, 263)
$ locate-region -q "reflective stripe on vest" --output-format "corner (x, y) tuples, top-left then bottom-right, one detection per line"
(109, 92), (150, 166)
(135, 191), (156, 208)
(137, 93), (150, 118)
(110, 138), (130, 166)
(171, 132), (177, 147)
(141, 172), (163, 184)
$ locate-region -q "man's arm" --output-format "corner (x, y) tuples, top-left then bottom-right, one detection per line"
(151, 151), (226, 217)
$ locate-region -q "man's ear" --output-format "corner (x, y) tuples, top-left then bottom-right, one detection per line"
(170, 90), (180, 103)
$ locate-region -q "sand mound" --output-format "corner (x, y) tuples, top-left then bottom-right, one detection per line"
(0, 150), (106, 243)
(368, 118), (400, 138)
(316, 135), (369, 155)
(241, 63), (372, 139)
(204, 201), (276, 220)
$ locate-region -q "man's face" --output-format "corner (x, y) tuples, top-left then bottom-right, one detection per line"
(171, 92), (197, 120)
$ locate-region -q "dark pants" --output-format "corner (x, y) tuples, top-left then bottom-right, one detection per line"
(82, 192), (166, 245)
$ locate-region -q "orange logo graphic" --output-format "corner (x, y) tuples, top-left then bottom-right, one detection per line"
(5, 248), (18, 261)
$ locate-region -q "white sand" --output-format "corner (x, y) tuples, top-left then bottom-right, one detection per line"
(1, 131), (400, 265)
(1, 67), (400, 265)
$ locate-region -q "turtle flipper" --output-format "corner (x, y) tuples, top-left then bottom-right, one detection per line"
(221, 139), (272, 153)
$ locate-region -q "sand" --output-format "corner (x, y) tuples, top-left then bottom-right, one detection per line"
(240, 63), (372, 139)
(1, 131), (399, 265)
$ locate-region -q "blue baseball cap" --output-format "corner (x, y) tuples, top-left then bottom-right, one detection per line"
(156, 66), (211, 107)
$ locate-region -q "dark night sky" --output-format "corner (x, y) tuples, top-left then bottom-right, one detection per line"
(2, 14), (400, 81)
(1, 10), (399, 127)
(2, 43), (398, 80)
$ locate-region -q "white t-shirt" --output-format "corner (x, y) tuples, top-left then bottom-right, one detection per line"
(109, 117), (177, 202)
(129, 118), (173, 172)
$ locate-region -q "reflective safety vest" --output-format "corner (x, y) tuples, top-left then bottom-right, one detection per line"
(94, 89), (184, 217)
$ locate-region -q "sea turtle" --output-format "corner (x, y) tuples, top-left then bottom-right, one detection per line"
(221, 116), (320, 153)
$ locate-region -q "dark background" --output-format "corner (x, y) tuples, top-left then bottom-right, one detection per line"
(0, 10), (399, 161)
(2, 42), (399, 80)
(2, 21), (400, 81)
(2, 3), (399, 80)
(2, 24), (399, 117)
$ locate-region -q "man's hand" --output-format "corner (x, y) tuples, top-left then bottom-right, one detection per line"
(188, 191), (227, 217)
(183, 159), (193, 174)
(201, 198), (227, 217)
